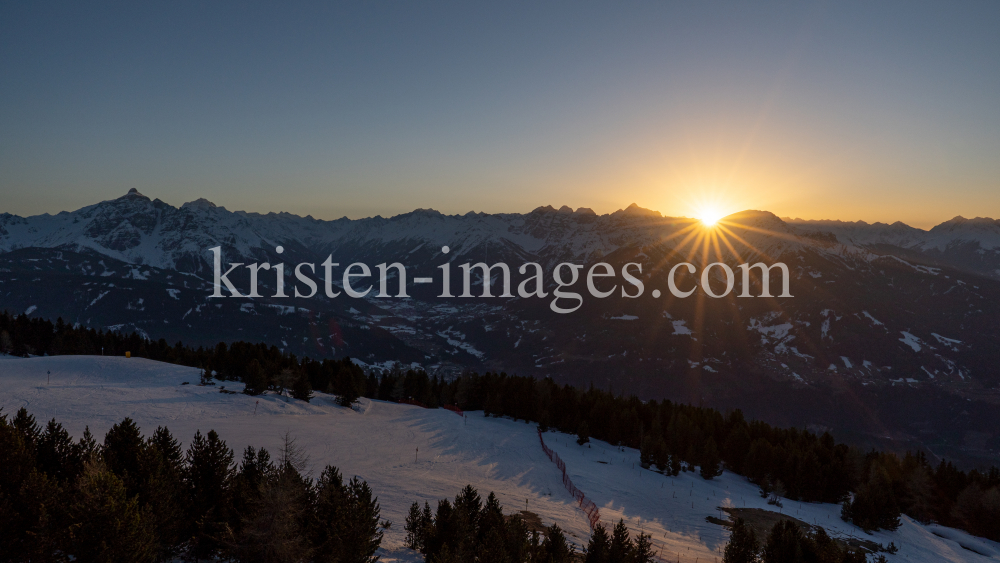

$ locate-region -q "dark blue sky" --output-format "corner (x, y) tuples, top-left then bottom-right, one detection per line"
(2, 1), (998, 226)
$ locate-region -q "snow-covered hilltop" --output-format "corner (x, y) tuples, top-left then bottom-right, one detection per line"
(1, 355), (997, 562)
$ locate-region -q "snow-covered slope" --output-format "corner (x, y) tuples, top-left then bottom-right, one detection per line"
(1, 355), (997, 562)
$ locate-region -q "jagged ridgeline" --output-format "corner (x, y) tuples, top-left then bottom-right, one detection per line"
(1, 310), (998, 544)
(3, 189), (1000, 392)
(4, 191), (1000, 474)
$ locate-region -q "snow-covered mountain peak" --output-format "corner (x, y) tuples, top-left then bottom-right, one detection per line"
(4, 191), (1000, 280)
(404, 208), (444, 217)
(613, 203), (662, 218)
(929, 215), (1000, 234)
(181, 198), (217, 210)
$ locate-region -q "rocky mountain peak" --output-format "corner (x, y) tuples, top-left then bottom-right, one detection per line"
(181, 198), (217, 210)
(613, 203), (662, 218)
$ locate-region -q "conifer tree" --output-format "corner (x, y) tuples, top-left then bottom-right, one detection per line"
(480, 526), (507, 563)
(640, 435), (655, 469)
(405, 502), (423, 550)
(313, 464), (348, 562)
(430, 498), (455, 556)
(292, 369), (314, 402)
(9, 469), (68, 562)
(78, 426), (98, 458)
(700, 437), (723, 480)
(185, 429), (235, 559)
(420, 501), (435, 551)
(338, 376), (362, 407)
(811, 528), (848, 563)
(199, 367), (213, 385)
(723, 423), (751, 474)
(12, 407), (41, 448)
(452, 484), (482, 560)
(243, 359), (268, 396)
(141, 427), (186, 559)
(761, 520), (803, 563)
(234, 462), (314, 563)
(609, 519), (632, 563)
(542, 523), (572, 563)
(341, 477), (387, 563)
(723, 518), (760, 563)
(37, 418), (81, 483)
(480, 491), (506, 548)
(504, 513), (532, 563)
(632, 532), (655, 563)
(150, 426), (183, 470)
(434, 543), (457, 563)
(70, 459), (157, 563)
(841, 463), (901, 532)
(652, 437), (669, 472)
(0, 329), (11, 354)
(577, 421), (591, 446)
(669, 452), (682, 476)
(102, 417), (146, 496)
(585, 523), (611, 563)
(952, 483), (1000, 541)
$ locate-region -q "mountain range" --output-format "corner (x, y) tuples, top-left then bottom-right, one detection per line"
(2, 189), (1000, 467)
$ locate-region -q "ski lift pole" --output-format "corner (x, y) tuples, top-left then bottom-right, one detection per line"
(254, 400), (259, 416)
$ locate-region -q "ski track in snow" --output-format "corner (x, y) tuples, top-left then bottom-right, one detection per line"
(0, 356), (997, 563)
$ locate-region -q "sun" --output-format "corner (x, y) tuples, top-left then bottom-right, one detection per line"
(696, 206), (724, 227)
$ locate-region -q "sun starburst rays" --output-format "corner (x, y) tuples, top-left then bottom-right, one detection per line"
(642, 211), (800, 373)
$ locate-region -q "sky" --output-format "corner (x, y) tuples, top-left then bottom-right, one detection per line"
(1, 1), (999, 229)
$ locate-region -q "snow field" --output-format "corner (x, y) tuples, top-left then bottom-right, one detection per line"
(1, 356), (997, 562)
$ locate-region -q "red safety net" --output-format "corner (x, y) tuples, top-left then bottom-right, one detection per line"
(443, 404), (464, 416)
(537, 428), (601, 530)
(397, 398), (429, 408)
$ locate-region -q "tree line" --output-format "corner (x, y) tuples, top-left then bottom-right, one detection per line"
(404, 485), (579, 563)
(0, 408), (387, 562)
(368, 368), (1000, 540)
(722, 518), (875, 563)
(2, 310), (999, 541)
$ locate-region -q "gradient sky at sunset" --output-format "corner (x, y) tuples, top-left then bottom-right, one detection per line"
(2, 1), (999, 228)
